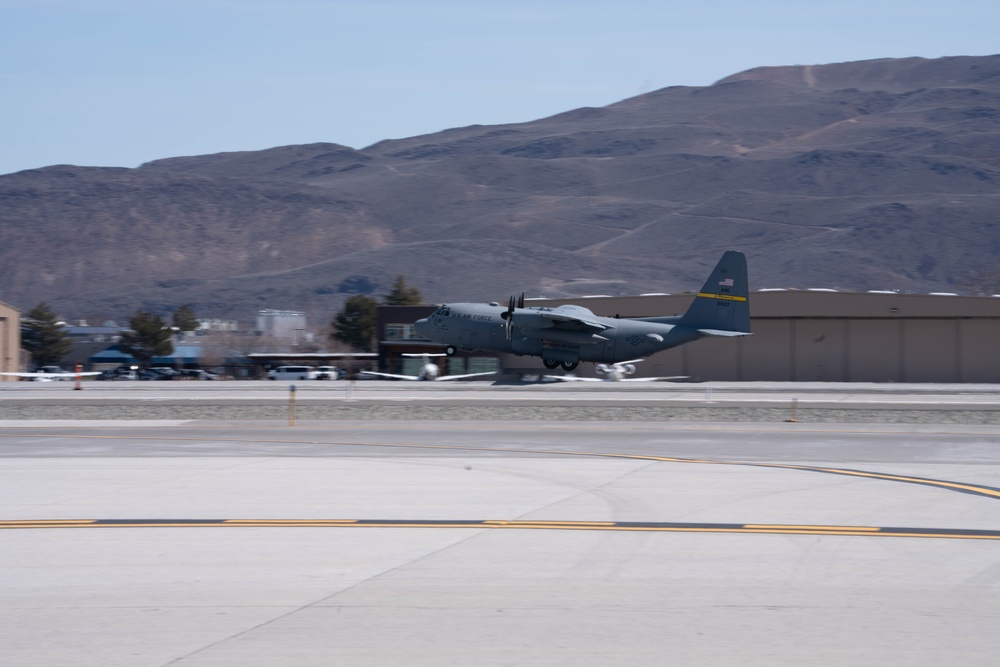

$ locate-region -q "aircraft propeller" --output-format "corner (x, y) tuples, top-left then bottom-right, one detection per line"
(500, 292), (525, 341)
(502, 294), (515, 340)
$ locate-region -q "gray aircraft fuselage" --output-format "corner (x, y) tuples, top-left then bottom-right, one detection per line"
(411, 250), (751, 369)
(413, 303), (697, 366)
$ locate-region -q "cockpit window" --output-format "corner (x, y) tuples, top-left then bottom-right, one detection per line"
(437, 306), (451, 317)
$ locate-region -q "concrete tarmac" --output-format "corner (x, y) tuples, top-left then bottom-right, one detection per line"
(1, 384), (1000, 665)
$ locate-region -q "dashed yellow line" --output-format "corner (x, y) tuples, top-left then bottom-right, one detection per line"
(744, 524), (880, 532)
(1, 518), (997, 540)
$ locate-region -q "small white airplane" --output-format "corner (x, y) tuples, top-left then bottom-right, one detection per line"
(543, 359), (687, 382)
(360, 353), (496, 381)
(1, 367), (102, 382)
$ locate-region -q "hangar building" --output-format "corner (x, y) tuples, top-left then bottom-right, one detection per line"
(505, 290), (1000, 383)
(377, 291), (1000, 383)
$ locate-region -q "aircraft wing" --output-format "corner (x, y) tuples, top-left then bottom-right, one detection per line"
(543, 374), (687, 383)
(434, 372), (497, 381)
(0, 371), (102, 378)
(542, 375), (602, 382)
(359, 370), (495, 381)
(358, 371), (420, 381)
(540, 306), (610, 331)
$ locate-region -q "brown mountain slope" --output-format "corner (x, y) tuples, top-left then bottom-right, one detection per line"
(1, 55), (999, 325)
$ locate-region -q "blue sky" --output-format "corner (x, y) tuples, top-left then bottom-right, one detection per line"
(2, 0), (998, 175)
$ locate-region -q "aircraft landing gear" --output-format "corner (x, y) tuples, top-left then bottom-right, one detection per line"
(542, 359), (560, 370)
(560, 361), (579, 371)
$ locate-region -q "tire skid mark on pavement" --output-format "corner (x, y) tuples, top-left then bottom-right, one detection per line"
(2, 431), (1000, 500)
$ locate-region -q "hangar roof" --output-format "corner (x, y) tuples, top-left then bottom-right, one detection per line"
(523, 291), (1000, 319)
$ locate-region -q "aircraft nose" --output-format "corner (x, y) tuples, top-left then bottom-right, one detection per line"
(413, 317), (431, 339)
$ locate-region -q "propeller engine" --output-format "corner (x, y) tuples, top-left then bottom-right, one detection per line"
(500, 292), (525, 340)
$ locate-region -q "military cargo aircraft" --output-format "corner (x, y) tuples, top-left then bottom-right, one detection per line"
(412, 250), (750, 371)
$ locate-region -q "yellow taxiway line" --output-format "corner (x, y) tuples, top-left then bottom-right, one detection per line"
(1, 518), (998, 540)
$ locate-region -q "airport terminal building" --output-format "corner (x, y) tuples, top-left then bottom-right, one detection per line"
(378, 291), (1000, 383)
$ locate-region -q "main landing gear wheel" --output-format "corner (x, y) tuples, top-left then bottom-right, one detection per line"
(542, 359), (560, 370)
(445, 346), (457, 356)
(560, 361), (579, 371)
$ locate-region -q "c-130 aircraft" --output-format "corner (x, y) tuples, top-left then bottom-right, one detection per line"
(412, 251), (751, 372)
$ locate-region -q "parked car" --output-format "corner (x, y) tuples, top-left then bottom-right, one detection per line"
(266, 365), (318, 381)
(136, 367), (179, 380)
(139, 369), (173, 381)
(178, 369), (218, 381)
(315, 366), (339, 380)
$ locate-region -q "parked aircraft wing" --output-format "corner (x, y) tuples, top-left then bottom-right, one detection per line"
(542, 374), (603, 382)
(434, 372), (497, 381)
(0, 371), (102, 379)
(358, 370), (495, 381)
(543, 374), (687, 383)
(358, 371), (420, 381)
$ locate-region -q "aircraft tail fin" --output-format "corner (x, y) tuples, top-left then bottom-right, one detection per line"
(678, 250), (751, 335)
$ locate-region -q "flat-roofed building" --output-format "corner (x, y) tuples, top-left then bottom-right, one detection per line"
(256, 309), (308, 343)
(0, 300), (20, 381)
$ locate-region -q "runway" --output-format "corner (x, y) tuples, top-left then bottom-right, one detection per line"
(2, 385), (1000, 665)
(4, 379), (1000, 408)
(3, 379), (1000, 423)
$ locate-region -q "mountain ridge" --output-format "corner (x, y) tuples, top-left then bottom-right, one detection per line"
(2, 54), (999, 325)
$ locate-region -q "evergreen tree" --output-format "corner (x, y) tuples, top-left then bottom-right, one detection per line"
(172, 304), (199, 332)
(120, 310), (174, 366)
(383, 275), (424, 305)
(330, 295), (378, 352)
(21, 302), (71, 367)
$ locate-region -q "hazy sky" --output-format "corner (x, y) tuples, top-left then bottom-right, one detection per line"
(2, 0), (998, 175)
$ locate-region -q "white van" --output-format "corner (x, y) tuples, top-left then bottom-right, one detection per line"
(266, 365), (318, 381)
(316, 366), (339, 380)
